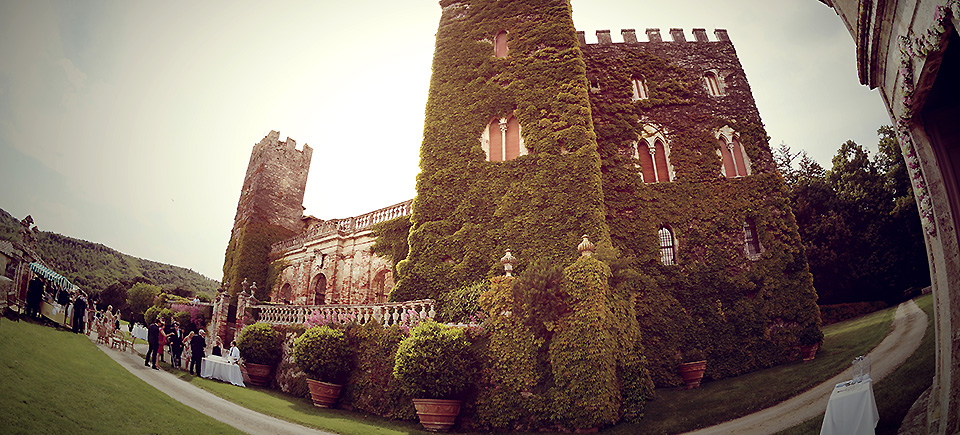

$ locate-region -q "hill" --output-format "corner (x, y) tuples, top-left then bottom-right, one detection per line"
(0, 208), (219, 297)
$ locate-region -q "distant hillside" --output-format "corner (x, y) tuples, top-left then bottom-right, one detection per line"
(0, 208), (219, 297)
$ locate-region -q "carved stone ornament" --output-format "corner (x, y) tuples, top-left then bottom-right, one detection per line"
(578, 234), (595, 257)
(500, 249), (517, 277)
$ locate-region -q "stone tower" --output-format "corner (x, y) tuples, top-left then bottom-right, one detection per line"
(222, 130), (312, 300)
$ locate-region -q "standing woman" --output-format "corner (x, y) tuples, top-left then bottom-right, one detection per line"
(157, 318), (168, 363)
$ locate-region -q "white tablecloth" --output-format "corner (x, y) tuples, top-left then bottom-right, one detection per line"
(132, 324), (148, 341)
(201, 356), (245, 387)
(820, 380), (879, 435)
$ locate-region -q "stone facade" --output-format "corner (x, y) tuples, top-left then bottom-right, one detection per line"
(267, 200), (411, 306)
(818, 1), (960, 432)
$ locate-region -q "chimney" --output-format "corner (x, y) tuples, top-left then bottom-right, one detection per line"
(714, 29), (730, 42)
(692, 28), (708, 42)
(669, 28), (686, 42)
(576, 30), (586, 46)
(596, 29), (612, 45)
(621, 29), (638, 43)
(645, 28), (662, 42)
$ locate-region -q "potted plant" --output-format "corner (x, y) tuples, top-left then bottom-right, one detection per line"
(678, 348), (707, 389)
(293, 325), (351, 407)
(394, 321), (474, 432)
(236, 322), (282, 386)
(798, 325), (824, 362)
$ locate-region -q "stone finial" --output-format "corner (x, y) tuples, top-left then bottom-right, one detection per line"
(578, 234), (595, 257)
(692, 28), (708, 42)
(645, 28), (662, 42)
(500, 249), (517, 277)
(669, 28), (686, 42)
(621, 29), (638, 44)
(576, 30), (586, 46)
(596, 29), (612, 45)
(249, 282), (257, 296)
(714, 29), (730, 42)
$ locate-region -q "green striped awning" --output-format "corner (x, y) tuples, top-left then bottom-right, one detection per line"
(28, 262), (76, 291)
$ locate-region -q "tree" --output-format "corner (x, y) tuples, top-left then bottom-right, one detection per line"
(127, 282), (161, 324)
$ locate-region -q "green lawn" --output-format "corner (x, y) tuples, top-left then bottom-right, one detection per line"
(0, 318), (237, 434)
(1, 296), (924, 435)
(775, 294), (935, 435)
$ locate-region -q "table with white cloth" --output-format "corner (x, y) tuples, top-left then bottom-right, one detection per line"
(201, 355), (245, 387)
(131, 324), (148, 341)
(820, 379), (879, 435)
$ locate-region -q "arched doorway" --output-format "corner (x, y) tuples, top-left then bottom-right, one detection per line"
(279, 283), (292, 304)
(313, 274), (326, 305)
(372, 270), (388, 303)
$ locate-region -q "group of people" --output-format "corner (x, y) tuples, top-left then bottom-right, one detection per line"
(144, 317), (241, 376)
(25, 276), (117, 337)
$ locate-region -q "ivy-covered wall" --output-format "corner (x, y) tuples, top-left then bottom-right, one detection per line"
(391, 0), (609, 302)
(583, 34), (820, 384)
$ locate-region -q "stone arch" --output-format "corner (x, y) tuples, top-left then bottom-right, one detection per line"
(372, 269), (389, 303)
(279, 283), (292, 304)
(312, 273), (326, 305)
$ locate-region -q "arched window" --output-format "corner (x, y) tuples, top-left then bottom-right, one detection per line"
(372, 270), (389, 303)
(494, 30), (508, 58)
(659, 227), (677, 265)
(717, 132), (750, 177)
(313, 274), (326, 305)
(637, 134), (673, 183)
(483, 114), (525, 162)
(704, 71), (723, 96)
(743, 218), (762, 260)
(631, 78), (648, 101)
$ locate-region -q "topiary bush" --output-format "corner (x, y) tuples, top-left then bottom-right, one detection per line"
(293, 326), (352, 384)
(236, 322), (282, 365)
(393, 321), (474, 399)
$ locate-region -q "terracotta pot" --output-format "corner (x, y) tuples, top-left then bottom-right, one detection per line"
(412, 398), (461, 432)
(678, 360), (707, 389)
(245, 362), (272, 386)
(306, 378), (342, 408)
(800, 343), (819, 362)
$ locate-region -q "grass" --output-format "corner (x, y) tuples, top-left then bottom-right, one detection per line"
(775, 294), (936, 435)
(0, 318), (236, 434)
(609, 302), (896, 434)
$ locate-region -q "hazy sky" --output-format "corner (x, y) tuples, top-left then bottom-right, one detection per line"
(0, 0), (890, 281)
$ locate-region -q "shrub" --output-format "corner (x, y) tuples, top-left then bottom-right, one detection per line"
(798, 325), (824, 346)
(439, 280), (489, 323)
(293, 326), (352, 384)
(819, 301), (886, 325)
(144, 306), (161, 325)
(393, 321), (474, 399)
(236, 323), (282, 365)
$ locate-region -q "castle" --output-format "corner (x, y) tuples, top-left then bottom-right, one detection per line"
(224, 0), (820, 387)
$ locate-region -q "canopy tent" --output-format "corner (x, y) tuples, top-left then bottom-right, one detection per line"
(28, 262), (77, 292)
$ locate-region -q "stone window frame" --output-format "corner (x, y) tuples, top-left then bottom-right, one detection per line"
(633, 124), (675, 183)
(715, 126), (752, 178)
(658, 226), (678, 265)
(631, 77), (649, 101)
(480, 113), (528, 162)
(494, 30), (508, 58)
(743, 218), (763, 260)
(703, 69), (725, 96)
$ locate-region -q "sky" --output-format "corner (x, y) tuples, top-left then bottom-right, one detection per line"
(0, 0), (891, 281)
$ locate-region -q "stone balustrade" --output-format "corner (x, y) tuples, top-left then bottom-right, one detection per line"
(256, 298), (437, 327)
(270, 199), (413, 255)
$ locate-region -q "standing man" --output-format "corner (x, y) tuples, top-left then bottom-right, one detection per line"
(71, 291), (87, 334)
(26, 277), (42, 320)
(145, 318), (160, 370)
(189, 329), (207, 376)
(170, 321), (185, 369)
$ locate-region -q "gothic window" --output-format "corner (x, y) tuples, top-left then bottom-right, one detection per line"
(631, 78), (648, 101)
(638, 136), (673, 183)
(494, 30), (508, 58)
(717, 132), (750, 177)
(704, 70), (723, 96)
(483, 114), (526, 162)
(743, 218), (762, 260)
(659, 226), (677, 265)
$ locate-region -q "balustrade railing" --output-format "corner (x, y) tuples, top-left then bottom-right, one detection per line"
(256, 299), (436, 327)
(270, 199), (412, 255)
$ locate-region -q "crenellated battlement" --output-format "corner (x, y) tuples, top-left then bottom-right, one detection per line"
(577, 28), (730, 45)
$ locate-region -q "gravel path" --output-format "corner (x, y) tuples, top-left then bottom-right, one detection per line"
(92, 334), (334, 435)
(685, 299), (927, 435)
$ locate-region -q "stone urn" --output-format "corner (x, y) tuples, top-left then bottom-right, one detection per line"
(800, 343), (819, 362)
(306, 378), (343, 408)
(412, 398), (462, 432)
(245, 362), (273, 386)
(678, 360), (707, 389)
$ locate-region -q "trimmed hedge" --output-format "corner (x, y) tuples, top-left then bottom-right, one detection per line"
(819, 301), (887, 325)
